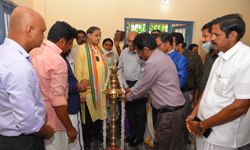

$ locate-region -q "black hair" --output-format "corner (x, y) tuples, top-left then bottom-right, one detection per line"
(48, 21), (77, 44)
(212, 14), (245, 41)
(151, 30), (161, 34)
(102, 38), (113, 46)
(170, 32), (186, 48)
(123, 44), (128, 50)
(151, 30), (161, 39)
(133, 33), (157, 51)
(77, 30), (86, 36)
(155, 32), (173, 46)
(189, 44), (198, 51)
(201, 21), (213, 33)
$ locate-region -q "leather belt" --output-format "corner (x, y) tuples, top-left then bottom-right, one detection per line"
(126, 80), (137, 88)
(159, 105), (184, 113)
(181, 87), (193, 92)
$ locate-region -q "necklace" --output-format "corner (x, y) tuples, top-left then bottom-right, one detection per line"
(96, 56), (99, 61)
(90, 44), (100, 61)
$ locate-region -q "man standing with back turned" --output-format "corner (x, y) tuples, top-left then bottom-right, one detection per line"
(0, 7), (54, 150)
(187, 14), (250, 150)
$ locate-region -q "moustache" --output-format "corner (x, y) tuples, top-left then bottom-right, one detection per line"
(81, 40), (86, 43)
(211, 41), (217, 45)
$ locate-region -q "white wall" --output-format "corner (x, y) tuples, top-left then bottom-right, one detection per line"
(12, 0), (250, 57)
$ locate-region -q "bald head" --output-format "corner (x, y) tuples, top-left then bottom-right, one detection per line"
(8, 6), (46, 52)
(127, 31), (138, 51)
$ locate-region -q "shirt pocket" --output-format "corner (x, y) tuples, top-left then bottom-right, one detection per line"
(214, 76), (234, 98)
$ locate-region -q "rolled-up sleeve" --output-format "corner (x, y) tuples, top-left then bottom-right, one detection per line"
(49, 60), (68, 106)
(3, 62), (44, 134)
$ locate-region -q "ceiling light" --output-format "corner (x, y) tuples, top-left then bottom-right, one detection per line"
(162, 0), (169, 4)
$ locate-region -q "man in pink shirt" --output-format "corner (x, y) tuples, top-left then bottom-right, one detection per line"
(30, 21), (78, 150)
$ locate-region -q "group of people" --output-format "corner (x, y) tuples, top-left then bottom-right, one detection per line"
(0, 6), (250, 150)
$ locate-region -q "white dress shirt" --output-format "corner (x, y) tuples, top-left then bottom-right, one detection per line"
(198, 41), (250, 148)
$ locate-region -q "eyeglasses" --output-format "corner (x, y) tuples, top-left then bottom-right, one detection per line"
(157, 43), (163, 48)
(77, 36), (86, 40)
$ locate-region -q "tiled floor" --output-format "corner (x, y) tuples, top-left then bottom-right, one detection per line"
(90, 138), (153, 150)
(88, 122), (193, 150)
(89, 122), (153, 150)
(90, 136), (193, 150)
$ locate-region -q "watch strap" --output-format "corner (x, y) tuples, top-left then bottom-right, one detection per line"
(198, 121), (204, 133)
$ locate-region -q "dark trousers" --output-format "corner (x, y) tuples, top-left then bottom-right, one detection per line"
(238, 142), (250, 150)
(127, 98), (147, 139)
(0, 134), (44, 150)
(154, 107), (186, 150)
(182, 90), (193, 150)
(152, 105), (158, 127)
(126, 80), (147, 140)
(82, 103), (102, 141)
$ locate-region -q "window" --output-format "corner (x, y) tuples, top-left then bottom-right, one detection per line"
(0, 0), (16, 44)
(124, 18), (193, 49)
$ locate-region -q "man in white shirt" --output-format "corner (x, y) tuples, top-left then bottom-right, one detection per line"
(186, 14), (250, 150)
(67, 30), (87, 73)
(118, 31), (146, 147)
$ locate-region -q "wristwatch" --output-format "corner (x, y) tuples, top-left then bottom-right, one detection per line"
(198, 121), (204, 133)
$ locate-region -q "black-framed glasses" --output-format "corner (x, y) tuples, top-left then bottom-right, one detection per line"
(157, 43), (163, 48)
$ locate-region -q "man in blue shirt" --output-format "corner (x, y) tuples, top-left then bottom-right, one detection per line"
(155, 32), (188, 88)
(62, 50), (91, 150)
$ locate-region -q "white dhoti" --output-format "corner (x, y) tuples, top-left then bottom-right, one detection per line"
(69, 111), (84, 150)
(196, 136), (236, 150)
(45, 131), (68, 150)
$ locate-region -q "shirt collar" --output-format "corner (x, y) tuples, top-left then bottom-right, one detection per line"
(4, 37), (31, 61)
(127, 48), (138, 54)
(167, 49), (175, 54)
(219, 41), (242, 61)
(44, 40), (63, 54)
